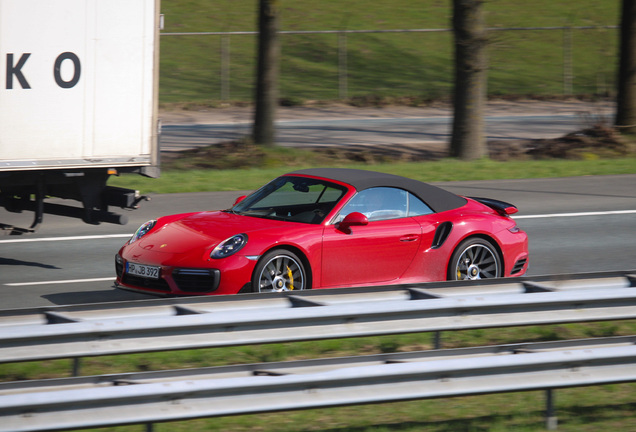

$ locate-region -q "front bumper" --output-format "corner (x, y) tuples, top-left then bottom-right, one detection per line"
(115, 253), (254, 296)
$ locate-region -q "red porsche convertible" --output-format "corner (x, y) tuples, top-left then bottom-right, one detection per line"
(115, 168), (528, 296)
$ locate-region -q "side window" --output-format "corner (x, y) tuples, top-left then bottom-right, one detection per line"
(338, 187), (408, 221)
(408, 192), (434, 216)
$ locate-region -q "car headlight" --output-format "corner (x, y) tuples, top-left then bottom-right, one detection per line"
(211, 234), (248, 259)
(129, 220), (157, 244)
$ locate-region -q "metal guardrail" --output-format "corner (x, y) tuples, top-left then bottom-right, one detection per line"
(1, 272), (635, 363)
(1, 272), (635, 431)
(1, 336), (635, 432)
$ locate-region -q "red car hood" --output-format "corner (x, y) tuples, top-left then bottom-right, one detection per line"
(135, 211), (287, 254)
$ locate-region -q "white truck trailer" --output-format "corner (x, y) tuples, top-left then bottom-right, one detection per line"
(0, 0), (161, 233)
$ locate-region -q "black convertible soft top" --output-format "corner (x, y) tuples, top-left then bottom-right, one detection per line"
(289, 168), (467, 213)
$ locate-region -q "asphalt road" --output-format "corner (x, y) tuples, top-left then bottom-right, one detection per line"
(1, 175), (635, 309)
(160, 114), (591, 152)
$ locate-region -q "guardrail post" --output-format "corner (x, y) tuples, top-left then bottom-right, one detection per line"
(72, 358), (81, 377)
(545, 389), (558, 430)
(432, 331), (442, 349)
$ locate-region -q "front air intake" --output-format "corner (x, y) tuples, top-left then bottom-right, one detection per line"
(173, 268), (221, 293)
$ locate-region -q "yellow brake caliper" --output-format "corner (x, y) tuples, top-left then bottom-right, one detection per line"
(287, 266), (294, 290)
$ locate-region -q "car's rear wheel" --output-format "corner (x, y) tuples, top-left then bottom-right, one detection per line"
(448, 238), (502, 280)
(252, 249), (307, 293)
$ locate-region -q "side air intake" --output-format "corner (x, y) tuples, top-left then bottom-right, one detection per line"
(432, 222), (453, 249)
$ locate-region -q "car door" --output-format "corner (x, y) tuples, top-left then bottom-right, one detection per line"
(320, 187), (424, 287)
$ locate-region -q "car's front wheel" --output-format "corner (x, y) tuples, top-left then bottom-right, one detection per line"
(252, 249), (307, 293)
(448, 238), (502, 280)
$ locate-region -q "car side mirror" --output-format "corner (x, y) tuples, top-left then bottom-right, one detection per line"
(233, 195), (247, 205)
(338, 212), (368, 233)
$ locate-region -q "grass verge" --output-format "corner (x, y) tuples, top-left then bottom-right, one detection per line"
(110, 156), (636, 194)
(159, 0), (620, 104)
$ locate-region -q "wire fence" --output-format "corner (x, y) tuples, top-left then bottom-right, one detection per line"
(159, 26), (619, 104)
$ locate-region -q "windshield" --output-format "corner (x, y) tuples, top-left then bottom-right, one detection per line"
(230, 176), (348, 224)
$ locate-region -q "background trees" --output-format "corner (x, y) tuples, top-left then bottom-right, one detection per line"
(251, 0), (630, 155)
(616, 0), (636, 134)
(252, 0), (280, 146)
(449, 0), (488, 160)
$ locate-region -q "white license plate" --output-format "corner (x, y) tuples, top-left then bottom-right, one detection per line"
(126, 263), (160, 279)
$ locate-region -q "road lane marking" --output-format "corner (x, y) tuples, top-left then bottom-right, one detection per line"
(5, 277), (114, 287)
(0, 234), (131, 244)
(1, 209), (635, 244)
(514, 209), (636, 219)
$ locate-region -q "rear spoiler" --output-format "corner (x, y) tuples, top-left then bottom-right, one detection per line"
(469, 197), (518, 216)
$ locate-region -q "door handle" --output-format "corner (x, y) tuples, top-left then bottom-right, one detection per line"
(400, 234), (419, 242)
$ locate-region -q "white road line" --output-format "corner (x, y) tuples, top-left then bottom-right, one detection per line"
(5, 277), (114, 287)
(0, 234), (131, 244)
(1, 210), (635, 245)
(3, 209), (634, 287)
(514, 209), (636, 219)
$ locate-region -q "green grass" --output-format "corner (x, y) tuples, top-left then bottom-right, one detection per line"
(159, 0), (620, 105)
(110, 156), (636, 194)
